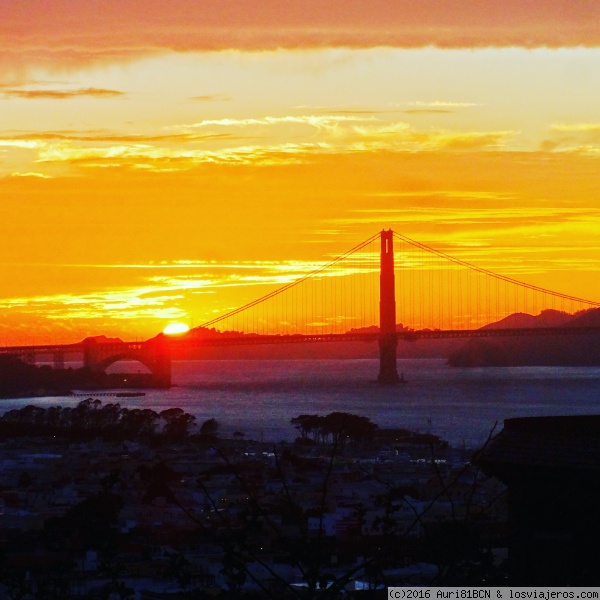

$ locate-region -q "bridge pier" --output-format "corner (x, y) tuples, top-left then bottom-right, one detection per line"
(83, 337), (102, 374)
(378, 229), (400, 384)
(53, 351), (65, 370)
(22, 352), (36, 366)
(146, 333), (172, 389)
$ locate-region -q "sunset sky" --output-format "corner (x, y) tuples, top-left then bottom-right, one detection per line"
(2, 0), (600, 345)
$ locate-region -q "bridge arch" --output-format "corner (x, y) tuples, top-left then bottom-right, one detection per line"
(83, 336), (171, 388)
(97, 353), (154, 373)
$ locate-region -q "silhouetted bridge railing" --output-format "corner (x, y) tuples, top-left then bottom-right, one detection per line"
(175, 326), (600, 346)
(5, 325), (600, 354)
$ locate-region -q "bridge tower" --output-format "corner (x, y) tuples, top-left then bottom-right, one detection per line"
(378, 229), (400, 383)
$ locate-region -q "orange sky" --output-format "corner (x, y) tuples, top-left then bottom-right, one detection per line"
(1, 1), (600, 344)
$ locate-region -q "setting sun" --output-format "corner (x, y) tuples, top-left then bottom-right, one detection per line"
(163, 323), (190, 336)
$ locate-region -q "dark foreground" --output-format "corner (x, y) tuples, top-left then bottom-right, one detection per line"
(0, 399), (508, 598)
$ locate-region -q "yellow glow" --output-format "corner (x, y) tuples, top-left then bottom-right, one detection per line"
(2, 46), (600, 344)
(163, 323), (190, 335)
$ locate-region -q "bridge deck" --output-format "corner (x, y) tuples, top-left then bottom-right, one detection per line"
(2, 326), (600, 355)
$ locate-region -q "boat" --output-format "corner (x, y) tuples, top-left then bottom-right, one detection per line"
(116, 392), (146, 398)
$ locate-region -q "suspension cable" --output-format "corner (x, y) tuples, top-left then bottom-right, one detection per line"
(393, 231), (600, 307)
(200, 232), (381, 329)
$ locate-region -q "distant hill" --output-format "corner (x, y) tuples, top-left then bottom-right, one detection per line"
(84, 335), (124, 343)
(567, 307), (600, 328)
(449, 308), (600, 367)
(481, 309), (574, 330)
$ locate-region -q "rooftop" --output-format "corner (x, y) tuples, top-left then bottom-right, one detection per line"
(477, 415), (600, 480)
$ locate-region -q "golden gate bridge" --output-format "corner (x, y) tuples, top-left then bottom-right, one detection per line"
(2, 230), (600, 387)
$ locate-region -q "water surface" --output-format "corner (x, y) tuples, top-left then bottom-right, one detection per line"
(4, 359), (600, 448)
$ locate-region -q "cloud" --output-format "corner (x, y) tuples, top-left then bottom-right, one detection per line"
(292, 106), (388, 115)
(367, 190), (518, 204)
(190, 94), (232, 102)
(541, 122), (600, 153)
(551, 123), (600, 133)
(402, 109), (454, 115)
(398, 101), (481, 115)
(2, 0), (600, 71)
(9, 172), (52, 179)
(31, 141), (319, 170)
(0, 257), (347, 324)
(407, 101), (481, 108)
(186, 115), (515, 152)
(0, 287), (187, 321)
(335, 206), (600, 229)
(1, 86), (125, 99)
(421, 131), (514, 151)
(5, 131), (237, 143)
(345, 125), (515, 152)
(0, 140), (41, 149)
(0, 117), (519, 175)
(186, 114), (371, 131)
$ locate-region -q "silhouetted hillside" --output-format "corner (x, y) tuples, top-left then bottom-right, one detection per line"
(450, 308), (600, 367)
(566, 307), (600, 328)
(481, 309), (574, 329)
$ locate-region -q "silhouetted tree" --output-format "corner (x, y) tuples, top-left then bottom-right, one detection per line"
(291, 412), (377, 449)
(160, 407), (196, 439)
(199, 417), (220, 439)
(321, 411), (377, 448)
(120, 407), (160, 438)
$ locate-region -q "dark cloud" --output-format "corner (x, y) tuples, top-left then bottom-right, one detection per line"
(2, 87), (125, 99)
(1, 0), (599, 73)
(190, 94), (232, 102)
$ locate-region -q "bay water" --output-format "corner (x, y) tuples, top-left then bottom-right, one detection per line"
(4, 359), (600, 448)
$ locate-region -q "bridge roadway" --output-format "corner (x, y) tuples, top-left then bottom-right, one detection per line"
(174, 326), (600, 345)
(2, 325), (600, 356)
